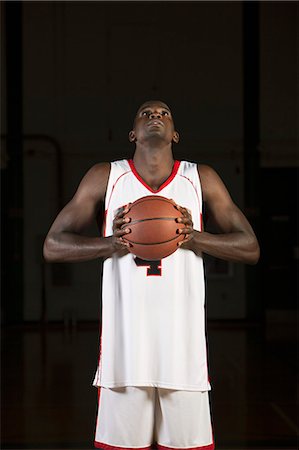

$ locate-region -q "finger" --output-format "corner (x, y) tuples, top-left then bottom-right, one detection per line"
(174, 204), (189, 214)
(113, 236), (132, 248)
(174, 204), (184, 212)
(175, 206), (193, 222)
(114, 227), (131, 237)
(177, 235), (192, 247)
(113, 217), (131, 232)
(114, 211), (128, 222)
(115, 216), (130, 226)
(177, 226), (193, 235)
(176, 217), (193, 225)
(122, 202), (132, 215)
(118, 239), (132, 248)
(114, 203), (132, 219)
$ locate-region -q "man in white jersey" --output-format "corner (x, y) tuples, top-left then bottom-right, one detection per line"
(44, 100), (260, 450)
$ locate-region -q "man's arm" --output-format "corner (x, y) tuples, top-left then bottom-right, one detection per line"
(178, 165), (260, 265)
(43, 163), (130, 262)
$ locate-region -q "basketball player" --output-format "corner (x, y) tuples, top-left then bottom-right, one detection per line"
(44, 100), (260, 450)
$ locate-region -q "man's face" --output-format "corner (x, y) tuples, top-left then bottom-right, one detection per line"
(129, 101), (179, 145)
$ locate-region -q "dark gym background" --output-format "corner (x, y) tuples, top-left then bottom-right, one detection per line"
(1, 1), (298, 449)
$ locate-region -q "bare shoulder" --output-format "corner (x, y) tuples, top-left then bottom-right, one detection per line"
(197, 164), (219, 181)
(197, 164), (229, 202)
(84, 162), (110, 181)
(74, 162), (111, 202)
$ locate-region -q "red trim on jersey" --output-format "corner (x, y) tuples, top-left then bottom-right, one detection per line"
(103, 210), (108, 237)
(95, 442), (153, 450)
(157, 443), (214, 450)
(106, 169), (131, 213)
(94, 321), (103, 386)
(128, 159), (180, 193)
(95, 387), (101, 435)
(178, 174), (202, 227)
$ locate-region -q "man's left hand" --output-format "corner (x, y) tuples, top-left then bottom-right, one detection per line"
(175, 205), (194, 249)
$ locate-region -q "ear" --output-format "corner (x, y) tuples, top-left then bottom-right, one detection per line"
(172, 131), (180, 144)
(129, 130), (136, 143)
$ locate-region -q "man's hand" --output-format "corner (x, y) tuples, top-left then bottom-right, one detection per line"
(111, 203), (132, 256)
(175, 205), (194, 249)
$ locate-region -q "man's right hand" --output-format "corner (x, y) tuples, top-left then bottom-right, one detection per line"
(110, 203), (132, 256)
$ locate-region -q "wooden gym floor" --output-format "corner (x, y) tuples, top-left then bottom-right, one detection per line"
(1, 321), (297, 450)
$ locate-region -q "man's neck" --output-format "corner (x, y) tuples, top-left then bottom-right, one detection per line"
(132, 145), (175, 191)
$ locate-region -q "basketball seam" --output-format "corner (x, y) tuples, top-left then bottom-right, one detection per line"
(124, 217), (180, 226)
(133, 196), (175, 204)
(125, 235), (184, 246)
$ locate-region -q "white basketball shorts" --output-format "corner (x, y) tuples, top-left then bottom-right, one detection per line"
(94, 387), (215, 449)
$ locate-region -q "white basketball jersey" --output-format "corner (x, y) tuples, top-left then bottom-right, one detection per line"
(93, 159), (211, 391)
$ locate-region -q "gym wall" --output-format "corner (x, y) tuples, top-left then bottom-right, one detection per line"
(15, 2), (297, 322)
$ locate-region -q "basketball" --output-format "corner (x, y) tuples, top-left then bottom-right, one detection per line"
(122, 195), (185, 260)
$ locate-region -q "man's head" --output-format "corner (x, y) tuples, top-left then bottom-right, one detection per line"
(129, 100), (179, 145)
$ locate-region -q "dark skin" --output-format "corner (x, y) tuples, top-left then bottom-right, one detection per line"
(43, 101), (260, 265)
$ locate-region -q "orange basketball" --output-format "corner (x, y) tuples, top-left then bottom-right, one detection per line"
(122, 195), (185, 260)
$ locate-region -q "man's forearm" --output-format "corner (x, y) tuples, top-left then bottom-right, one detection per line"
(43, 232), (114, 262)
(185, 230), (260, 265)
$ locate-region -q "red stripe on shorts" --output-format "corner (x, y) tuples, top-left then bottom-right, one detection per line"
(157, 442), (214, 450)
(94, 442), (153, 450)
